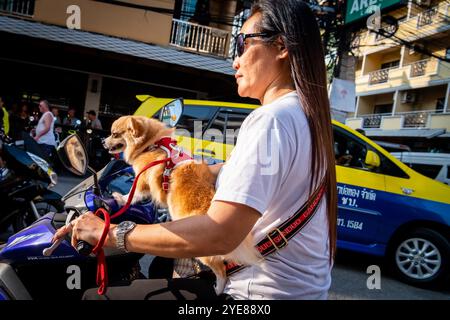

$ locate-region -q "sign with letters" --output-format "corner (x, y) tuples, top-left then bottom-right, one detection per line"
(345, 0), (403, 24)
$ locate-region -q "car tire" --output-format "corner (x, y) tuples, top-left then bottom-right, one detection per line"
(389, 228), (450, 289)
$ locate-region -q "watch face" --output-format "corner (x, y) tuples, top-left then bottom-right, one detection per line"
(122, 221), (135, 231)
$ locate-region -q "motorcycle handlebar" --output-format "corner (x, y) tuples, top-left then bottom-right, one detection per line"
(76, 240), (94, 256)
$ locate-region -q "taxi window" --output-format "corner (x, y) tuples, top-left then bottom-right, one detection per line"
(206, 108), (251, 144)
(175, 105), (217, 135)
(409, 163), (443, 179)
(333, 126), (408, 178)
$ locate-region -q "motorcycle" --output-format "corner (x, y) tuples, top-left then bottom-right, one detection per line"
(0, 100), (182, 300)
(0, 129), (64, 237)
(0, 133), (167, 300)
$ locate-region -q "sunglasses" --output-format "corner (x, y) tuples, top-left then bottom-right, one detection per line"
(236, 32), (278, 57)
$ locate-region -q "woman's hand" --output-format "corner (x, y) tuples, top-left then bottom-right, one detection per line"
(52, 212), (117, 249)
(209, 163), (224, 179)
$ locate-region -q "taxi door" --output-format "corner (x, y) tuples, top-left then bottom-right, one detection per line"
(333, 126), (386, 247)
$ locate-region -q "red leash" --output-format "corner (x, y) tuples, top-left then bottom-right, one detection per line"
(92, 157), (170, 295)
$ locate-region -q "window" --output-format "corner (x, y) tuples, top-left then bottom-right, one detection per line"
(205, 108), (251, 144)
(373, 104), (392, 114)
(381, 60), (400, 70)
(409, 163), (443, 180)
(333, 126), (409, 178)
(0, 0), (34, 16)
(175, 105), (217, 136)
(436, 98), (445, 113)
(333, 127), (368, 170)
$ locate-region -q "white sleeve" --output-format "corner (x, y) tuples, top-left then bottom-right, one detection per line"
(212, 111), (293, 214)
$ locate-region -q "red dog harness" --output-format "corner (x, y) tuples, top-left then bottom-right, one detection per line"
(153, 137), (193, 191)
(92, 137), (191, 295)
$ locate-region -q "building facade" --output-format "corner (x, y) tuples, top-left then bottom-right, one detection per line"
(345, 0), (450, 152)
(0, 0), (249, 130)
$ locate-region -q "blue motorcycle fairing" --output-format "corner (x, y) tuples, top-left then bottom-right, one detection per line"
(0, 212), (80, 264)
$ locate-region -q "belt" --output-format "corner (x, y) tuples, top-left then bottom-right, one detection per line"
(225, 179), (327, 276)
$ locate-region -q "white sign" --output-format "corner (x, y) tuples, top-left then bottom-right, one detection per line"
(329, 78), (356, 113)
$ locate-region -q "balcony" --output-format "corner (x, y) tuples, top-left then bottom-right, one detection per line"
(397, 1), (450, 41)
(357, 58), (449, 93)
(368, 68), (391, 85)
(348, 111), (450, 131)
(169, 19), (231, 58)
(417, 6), (439, 28)
(0, 0), (34, 16)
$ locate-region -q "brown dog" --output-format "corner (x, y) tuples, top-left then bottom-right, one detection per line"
(103, 115), (261, 293)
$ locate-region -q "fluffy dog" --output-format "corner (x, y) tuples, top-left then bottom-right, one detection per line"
(103, 115), (261, 293)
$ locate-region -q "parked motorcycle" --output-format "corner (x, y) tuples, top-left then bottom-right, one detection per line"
(0, 129), (64, 237)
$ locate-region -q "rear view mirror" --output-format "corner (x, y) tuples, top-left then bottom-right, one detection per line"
(159, 98), (184, 128)
(57, 134), (88, 176)
(365, 150), (381, 168)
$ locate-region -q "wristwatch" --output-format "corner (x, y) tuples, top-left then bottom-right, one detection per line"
(115, 221), (137, 252)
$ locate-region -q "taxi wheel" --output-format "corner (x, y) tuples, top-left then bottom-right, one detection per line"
(390, 228), (450, 289)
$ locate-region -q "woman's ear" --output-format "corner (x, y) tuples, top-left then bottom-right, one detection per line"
(276, 38), (289, 60)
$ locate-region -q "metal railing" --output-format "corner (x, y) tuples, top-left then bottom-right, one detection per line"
(368, 68), (391, 85)
(361, 114), (386, 128)
(169, 19), (231, 58)
(399, 110), (433, 128)
(410, 59), (428, 77)
(417, 6), (439, 28)
(0, 0), (34, 16)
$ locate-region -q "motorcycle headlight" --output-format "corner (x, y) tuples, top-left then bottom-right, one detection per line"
(27, 152), (57, 185)
(48, 170), (58, 188)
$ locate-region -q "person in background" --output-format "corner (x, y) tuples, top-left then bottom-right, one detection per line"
(63, 107), (80, 127)
(85, 110), (102, 130)
(34, 100), (56, 157)
(51, 107), (62, 125)
(8, 103), (26, 141)
(0, 96), (9, 136)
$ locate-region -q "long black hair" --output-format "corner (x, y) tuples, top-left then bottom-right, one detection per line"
(251, 0), (337, 262)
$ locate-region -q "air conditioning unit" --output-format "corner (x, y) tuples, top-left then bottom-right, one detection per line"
(416, 0), (431, 7)
(401, 91), (417, 103)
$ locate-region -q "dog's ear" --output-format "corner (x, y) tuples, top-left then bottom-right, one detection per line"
(126, 117), (146, 144)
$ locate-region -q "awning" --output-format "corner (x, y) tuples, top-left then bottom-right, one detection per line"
(0, 15), (234, 76)
(364, 128), (446, 139)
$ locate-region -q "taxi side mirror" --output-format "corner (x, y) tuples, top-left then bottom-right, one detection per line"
(365, 150), (381, 168)
(159, 98), (184, 128)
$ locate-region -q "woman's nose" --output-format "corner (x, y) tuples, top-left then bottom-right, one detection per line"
(232, 56), (240, 70)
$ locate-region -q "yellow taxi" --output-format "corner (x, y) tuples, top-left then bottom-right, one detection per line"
(135, 95), (450, 288)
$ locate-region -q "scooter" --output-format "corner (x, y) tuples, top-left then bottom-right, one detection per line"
(0, 100), (183, 300)
(0, 129), (64, 237)
(0, 134), (163, 300)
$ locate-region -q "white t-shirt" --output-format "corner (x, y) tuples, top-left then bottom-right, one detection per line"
(212, 91), (331, 300)
(36, 111), (56, 146)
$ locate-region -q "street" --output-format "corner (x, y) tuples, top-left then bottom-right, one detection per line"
(54, 173), (450, 300)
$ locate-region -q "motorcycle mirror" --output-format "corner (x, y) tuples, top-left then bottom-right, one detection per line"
(57, 134), (88, 176)
(159, 98), (184, 128)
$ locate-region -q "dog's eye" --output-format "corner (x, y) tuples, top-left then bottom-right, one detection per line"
(112, 132), (121, 138)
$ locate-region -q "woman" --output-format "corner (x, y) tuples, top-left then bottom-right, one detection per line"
(8, 103), (29, 141)
(53, 0), (337, 300)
